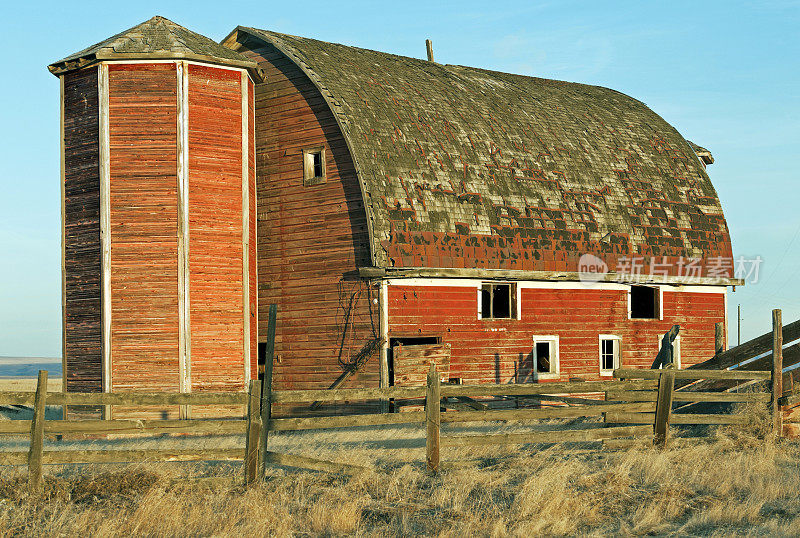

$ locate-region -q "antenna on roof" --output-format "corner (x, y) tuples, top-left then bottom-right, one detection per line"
(426, 39), (435, 62)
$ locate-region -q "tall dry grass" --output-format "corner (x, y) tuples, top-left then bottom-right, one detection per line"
(1, 408), (798, 537)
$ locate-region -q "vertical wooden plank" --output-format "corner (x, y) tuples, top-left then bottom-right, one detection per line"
(28, 370), (48, 491)
(425, 39), (435, 62)
(714, 322), (724, 355)
(59, 74), (67, 418)
(241, 70), (251, 389)
(258, 303), (277, 479)
(426, 363), (440, 473)
(773, 309), (783, 437)
(176, 61), (191, 418)
(653, 368), (675, 448)
(98, 63), (112, 419)
(244, 379), (262, 485)
(380, 280), (389, 413)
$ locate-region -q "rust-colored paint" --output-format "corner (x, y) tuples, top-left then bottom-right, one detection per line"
(241, 43), (379, 391)
(248, 77), (258, 380)
(107, 63), (180, 393)
(188, 64), (246, 392)
(388, 284), (725, 384)
(63, 66), (102, 393)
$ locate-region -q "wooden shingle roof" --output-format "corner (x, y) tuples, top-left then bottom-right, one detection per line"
(235, 28), (733, 277)
(49, 16), (261, 79)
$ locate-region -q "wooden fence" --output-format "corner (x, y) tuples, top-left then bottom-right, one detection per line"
(3, 308), (797, 489)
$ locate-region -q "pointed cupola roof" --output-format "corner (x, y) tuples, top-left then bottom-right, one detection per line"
(48, 16), (262, 79)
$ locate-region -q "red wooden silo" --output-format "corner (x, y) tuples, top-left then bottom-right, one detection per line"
(49, 17), (259, 414)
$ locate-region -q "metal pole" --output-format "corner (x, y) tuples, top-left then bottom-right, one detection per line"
(737, 304), (741, 346)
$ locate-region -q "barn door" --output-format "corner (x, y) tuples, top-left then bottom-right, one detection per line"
(392, 342), (451, 386)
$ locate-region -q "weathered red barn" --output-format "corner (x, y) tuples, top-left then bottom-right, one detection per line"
(52, 17), (740, 403)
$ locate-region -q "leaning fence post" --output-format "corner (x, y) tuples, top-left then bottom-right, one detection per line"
(426, 363), (441, 473)
(258, 303), (277, 480)
(244, 379), (262, 486)
(772, 309), (783, 438)
(28, 370), (48, 491)
(653, 368), (675, 448)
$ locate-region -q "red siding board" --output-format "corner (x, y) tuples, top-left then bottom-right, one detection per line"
(108, 63), (180, 392)
(388, 285), (725, 384)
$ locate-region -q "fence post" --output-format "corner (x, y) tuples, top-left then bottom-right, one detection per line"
(28, 370), (48, 491)
(426, 363), (440, 473)
(714, 322), (724, 355)
(772, 309), (783, 438)
(653, 368), (675, 448)
(244, 379), (262, 486)
(258, 303), (277, 480)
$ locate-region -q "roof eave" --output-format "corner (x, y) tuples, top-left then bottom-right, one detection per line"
(48, 50), (264, 81)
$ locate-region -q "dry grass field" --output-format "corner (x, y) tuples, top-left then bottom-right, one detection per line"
(0, 401), (797, 536)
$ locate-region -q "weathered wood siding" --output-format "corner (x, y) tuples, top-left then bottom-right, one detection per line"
(248, 78), (258, 380)
(388, 284), (725, 383)
(63, 67), (102, 393)
(107, 63), (180, 392)
(236, 41), (378, 390)
(188, 64), (246, 392)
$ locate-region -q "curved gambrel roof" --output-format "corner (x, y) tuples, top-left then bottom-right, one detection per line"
(237, 27), (733, 278)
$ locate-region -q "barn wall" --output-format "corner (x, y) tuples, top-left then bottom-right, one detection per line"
(187, 64), (247, 392)
(248, 77), (258, 380)
(63, 66), (102, 393)
(236, 41), (379, 390)
(106, 63), (180, 392)
(387, 282), (725, 383)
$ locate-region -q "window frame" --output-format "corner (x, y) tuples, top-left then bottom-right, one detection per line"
(302, 146), (326, 186)
(598, 334), (621, 376)
(628, 285), (663, 320)
(477, 282), (520, 320)
(532, 335), (560, 379)
(655, 334), (681, 369)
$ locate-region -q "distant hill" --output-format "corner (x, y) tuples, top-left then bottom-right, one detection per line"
(0, 357), (62, 378)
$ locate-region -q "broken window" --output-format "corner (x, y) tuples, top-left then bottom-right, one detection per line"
(630, 285), (660, 319)
(532, 336), (558, 376)
(303, 147), (326, 186)
(479, 283), (516, 319)
(599, 335), (621, 375)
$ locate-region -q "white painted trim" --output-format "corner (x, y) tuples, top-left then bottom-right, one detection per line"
(532, 335), (560, 379)
(380, 280), (389, 389)
(60, 75), (67, 397)
(385, 278), (726, 294)
(241, 71), (250, 389)
(176, 61), (192, 417)
(599, 334), (621, 376)
(98, 63), (112, 402)
(385, 278), (480, 288)
(94, 59), (249, 74)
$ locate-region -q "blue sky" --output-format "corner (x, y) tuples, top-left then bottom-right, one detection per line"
(0, 0), (797, 356)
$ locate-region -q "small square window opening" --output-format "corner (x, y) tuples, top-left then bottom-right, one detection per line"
(630, 285), (660, 319)
(479, 283), (517, 319)
(303, 147), (326, 186)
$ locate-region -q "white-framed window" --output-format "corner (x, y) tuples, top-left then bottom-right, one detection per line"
(628, 285), (663, 320)
(655, 334), (681, 368)
(478, 282), (519, 320)
(598, 334), (621, 376)
(532, 335), (559, 378)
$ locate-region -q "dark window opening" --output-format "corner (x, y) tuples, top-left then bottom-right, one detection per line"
(388, 336), (441, 386)
(303, 147), (326, 186)
(535, 341), (551, 373)
(601, 338), (616, 371)
(630, 285), (659, 319)
(481, 283), (515, 319)
(257, 342), (267, 380)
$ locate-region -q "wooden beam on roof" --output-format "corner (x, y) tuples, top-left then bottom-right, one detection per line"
(358, 267), (743, 287)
